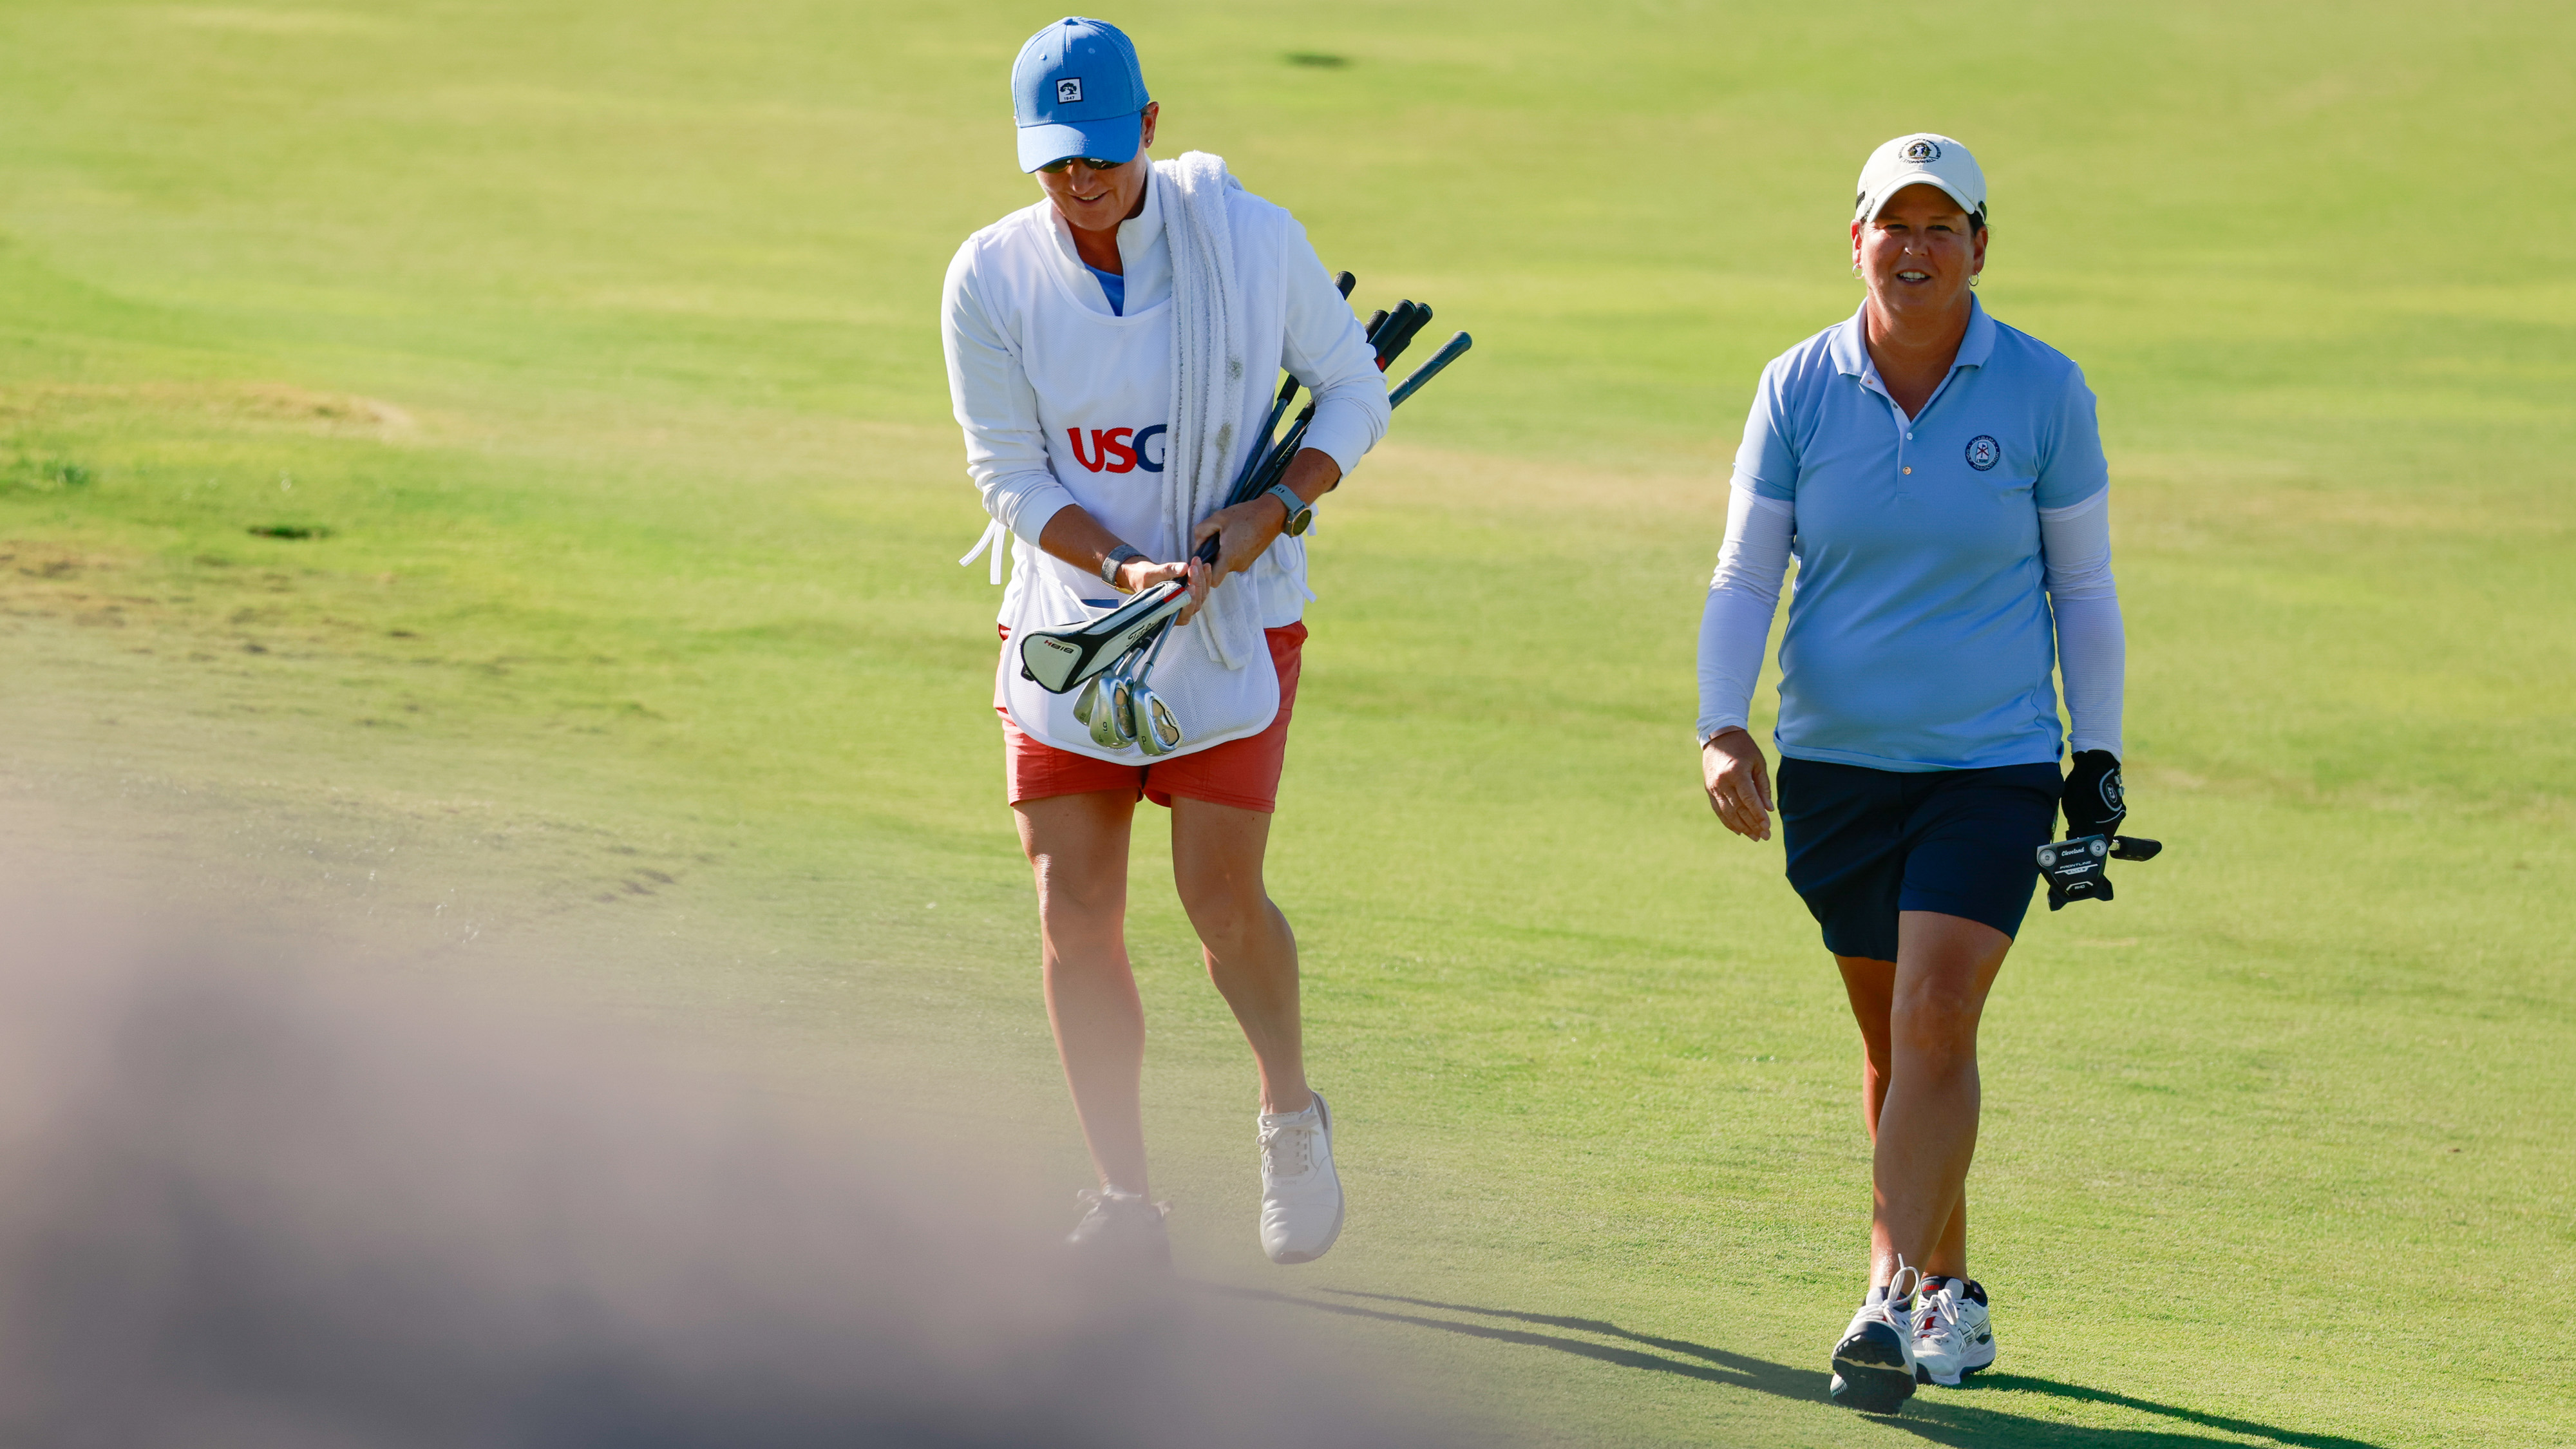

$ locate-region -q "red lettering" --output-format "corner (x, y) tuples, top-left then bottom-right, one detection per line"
(1099, 427), (1137, 473)
(1066, 426), (1106, 471)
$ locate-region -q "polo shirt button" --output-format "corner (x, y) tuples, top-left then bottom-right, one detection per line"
(1906, 432), (1914, 440)
(1902, 466), (1913, 475)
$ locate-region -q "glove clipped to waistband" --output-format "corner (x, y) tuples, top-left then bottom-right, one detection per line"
(2061, 749), (2126, 840)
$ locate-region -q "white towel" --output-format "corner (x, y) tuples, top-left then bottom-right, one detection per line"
(1157, 151), (1259, 671)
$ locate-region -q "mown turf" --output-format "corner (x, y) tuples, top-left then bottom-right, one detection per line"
(1, 1), (2570, 1445)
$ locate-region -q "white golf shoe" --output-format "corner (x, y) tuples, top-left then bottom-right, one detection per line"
(1911, 1276), (1997, 1386)
(1065, 1187), (1170, 1272)
(1828, 1263), (1922, 1415)
(1256, 1091), (1343, 1264)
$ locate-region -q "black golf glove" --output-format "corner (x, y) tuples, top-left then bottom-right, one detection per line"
(2061, 750), (2126, 840)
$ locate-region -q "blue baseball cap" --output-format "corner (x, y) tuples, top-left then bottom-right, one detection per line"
(1011, 17), (1150, 174)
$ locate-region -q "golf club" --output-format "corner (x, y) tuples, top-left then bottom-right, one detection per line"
(1017, 576), (1190, 693)
(1126, 618), (1183, 756)
(2039, 833), (2164, 910)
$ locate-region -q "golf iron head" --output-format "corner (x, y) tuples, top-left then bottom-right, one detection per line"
(1106, 674), (1139, 748)
(1145, 690), (1183, 754)
(1072, 675), (1104, 729)
(1087, 661), (1138, 750)
(1129, 683), (1183, 756)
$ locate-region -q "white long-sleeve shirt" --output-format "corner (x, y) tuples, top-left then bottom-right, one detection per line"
(1698, 484), (2126, 755)
(941, 168), (1388, 627)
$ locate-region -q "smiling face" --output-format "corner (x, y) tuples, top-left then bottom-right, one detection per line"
(1034, 102), (1159, 235)
(1851, 182), (1987, 324)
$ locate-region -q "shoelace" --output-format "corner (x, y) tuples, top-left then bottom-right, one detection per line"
(1915, 1282), (1962, 1343)
(1258, 1119), (1314, 1182)
(1882, 1258), (1924, 1331)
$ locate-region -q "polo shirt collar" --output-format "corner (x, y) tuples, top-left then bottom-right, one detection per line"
(1830, 295), (1998, 379)
(1044, 169), (1170, 316)
(1956, 295), (1996, 368)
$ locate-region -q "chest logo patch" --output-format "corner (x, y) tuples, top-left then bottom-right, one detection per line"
(1964, 435), (2001, 471)
(1056, 78), (1083, 103)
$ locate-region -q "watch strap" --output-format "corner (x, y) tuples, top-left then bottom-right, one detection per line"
(1264, 482), (1313, 536)
(1100, 544), (1144, 589)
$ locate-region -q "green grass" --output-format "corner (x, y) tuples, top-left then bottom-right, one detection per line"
(2, 1), (2571, 1444)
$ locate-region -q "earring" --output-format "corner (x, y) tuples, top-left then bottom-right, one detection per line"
(1852, 261), (1862, 278)
(1969, 273), (1980, 289)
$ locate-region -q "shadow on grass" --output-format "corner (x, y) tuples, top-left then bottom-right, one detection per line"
(1202, 1284), (2385, 1449)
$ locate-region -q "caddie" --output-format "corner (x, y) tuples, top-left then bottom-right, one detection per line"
(1696, 134), (2132, 1412)
(941, 17), (1388, 1269)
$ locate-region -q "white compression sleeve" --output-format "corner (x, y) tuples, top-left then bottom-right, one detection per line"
(1696, 485), (1794, 741)
(2040, 489), (2126, 756)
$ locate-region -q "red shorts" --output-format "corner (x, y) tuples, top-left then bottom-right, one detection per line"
(999, 622), (1306, 814)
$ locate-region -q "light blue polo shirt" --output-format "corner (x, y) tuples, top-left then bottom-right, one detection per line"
(1736, 298), (2108, 772)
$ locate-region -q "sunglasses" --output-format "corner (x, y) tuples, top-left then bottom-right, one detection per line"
(1037, 155), (1126, 174)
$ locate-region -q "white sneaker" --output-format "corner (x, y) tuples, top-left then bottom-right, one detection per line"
(1828, 1263), (1921, 1415)
(1912, 1276), (1997, 1386)
(1065, 1188), (1170, 1271)
(1256, 1091), (1343, 1264)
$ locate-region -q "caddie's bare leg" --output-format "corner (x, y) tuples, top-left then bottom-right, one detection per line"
(1016, 790), (1150, 1195)
(1170, 796), (1310, 1116)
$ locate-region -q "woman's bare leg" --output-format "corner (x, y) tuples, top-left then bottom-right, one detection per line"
(1838, 910), (2010, 1285)
(1016, 790), (1150, 1195)
(1839, 957), (1971, 1278)
(1169, 796), (1310, 1115)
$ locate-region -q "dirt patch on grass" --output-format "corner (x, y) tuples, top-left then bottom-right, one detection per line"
(0, 540), (152, 629)
(0, 382), (417, 439)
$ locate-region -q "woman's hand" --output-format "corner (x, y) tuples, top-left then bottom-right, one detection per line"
(1188, 496), (1288, 582)
(1115, 555), (1212, 624)
(1701, 728), (1776, 841)
(1190, 448), (1340, 582)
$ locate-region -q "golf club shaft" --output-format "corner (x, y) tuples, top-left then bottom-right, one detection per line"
(1387, 331), (1473, 410)
(1191, 328), (1472, 567)
(1231, 274), (1358, 497)
(1233, 301), (1430, 507)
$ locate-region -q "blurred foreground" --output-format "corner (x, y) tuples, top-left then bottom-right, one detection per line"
(0, 874), (1455, 1448)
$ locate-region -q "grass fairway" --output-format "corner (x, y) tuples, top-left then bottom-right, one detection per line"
(3, 1), (2571, 1444)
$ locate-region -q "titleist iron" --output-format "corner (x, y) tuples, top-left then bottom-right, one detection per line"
(1126, 618), (1183, 756)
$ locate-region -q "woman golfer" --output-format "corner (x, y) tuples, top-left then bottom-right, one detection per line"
(941, 17), (1388, 1268)
(1698, 133), (2130, 1412)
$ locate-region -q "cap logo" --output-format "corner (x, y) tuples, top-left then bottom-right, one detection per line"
(1965, 435), (2000, 471)
(1902, 138), (1942, 164)
(1056, 77), (1083, 103)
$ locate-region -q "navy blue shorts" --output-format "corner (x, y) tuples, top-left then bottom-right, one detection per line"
(1777, 757), (2062, 962)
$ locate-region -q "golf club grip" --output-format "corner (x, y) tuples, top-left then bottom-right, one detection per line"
(1333, 270), (1356, 299)
(1370, 301), (1421, 367)
(1387, 332), (1473, 410)
(1381, 303), (1434, 367)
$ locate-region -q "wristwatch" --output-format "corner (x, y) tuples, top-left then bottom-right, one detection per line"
(1263, 482), (1314, 537)
(1100, 543), (1144, 591)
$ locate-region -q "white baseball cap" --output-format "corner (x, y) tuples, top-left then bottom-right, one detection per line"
(1853, 133), (1986, 225)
